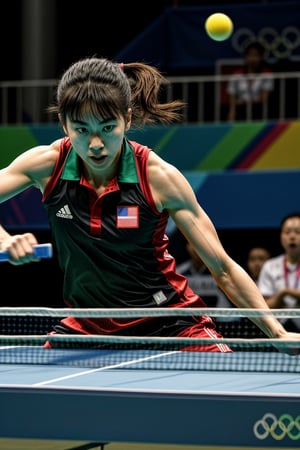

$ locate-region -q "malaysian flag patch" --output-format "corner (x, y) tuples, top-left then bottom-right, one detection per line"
(116, 206), (139, 228)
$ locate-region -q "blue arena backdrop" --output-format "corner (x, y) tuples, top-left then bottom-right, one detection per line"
(114, 1), (300, 72)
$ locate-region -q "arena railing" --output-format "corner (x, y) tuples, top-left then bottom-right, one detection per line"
(0, 72), (299, 125)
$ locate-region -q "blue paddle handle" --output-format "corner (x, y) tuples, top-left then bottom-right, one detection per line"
(0, 243), (53, 262)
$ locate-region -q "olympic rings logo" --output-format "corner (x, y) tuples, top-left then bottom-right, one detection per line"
(253, 413), (300, 440)
(231, 26), (300, 61)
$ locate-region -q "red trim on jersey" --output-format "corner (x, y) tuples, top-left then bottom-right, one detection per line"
(42, 137), (71, 201)
(128, 140), (161, 215)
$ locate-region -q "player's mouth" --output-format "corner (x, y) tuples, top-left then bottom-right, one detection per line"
(90, 155), (107, 164)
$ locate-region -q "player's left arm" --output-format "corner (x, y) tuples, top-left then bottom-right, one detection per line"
(148, 152), (300, 349)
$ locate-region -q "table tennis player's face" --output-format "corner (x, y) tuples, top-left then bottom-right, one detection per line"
(63, 112), (131, 173)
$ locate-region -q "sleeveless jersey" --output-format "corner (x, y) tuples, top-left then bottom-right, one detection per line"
(43, 137), (209, 334)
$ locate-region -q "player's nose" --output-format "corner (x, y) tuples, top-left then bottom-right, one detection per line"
(89, 135), (104, 152)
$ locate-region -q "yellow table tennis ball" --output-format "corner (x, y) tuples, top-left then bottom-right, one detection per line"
(205, 13), (233, 41)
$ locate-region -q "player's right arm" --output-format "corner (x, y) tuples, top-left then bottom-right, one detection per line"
(0, 139), (61, 263)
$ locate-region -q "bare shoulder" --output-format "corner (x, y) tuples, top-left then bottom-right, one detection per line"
(148, 150), (179, 179)
(13, 138), (60, 161)
(9, 138), (63, 189)
(24, 139), (61, 163)
(29, 139), (62, 185)
(147, 151), (195, 211)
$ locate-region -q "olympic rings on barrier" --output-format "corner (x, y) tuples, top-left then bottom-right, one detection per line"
(253, 413), (300, 440)
(231, 26), (300, 61)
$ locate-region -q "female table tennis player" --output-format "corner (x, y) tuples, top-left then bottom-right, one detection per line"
(0, 57), (299, 354)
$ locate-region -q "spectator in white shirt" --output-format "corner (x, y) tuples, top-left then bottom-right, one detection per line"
(257, 212), (300, 331)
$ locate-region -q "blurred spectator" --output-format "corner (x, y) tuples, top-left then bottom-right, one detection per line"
(257, 212), (300, 332)
(246, 246), (271, 283)
(226, 41), (274, 121)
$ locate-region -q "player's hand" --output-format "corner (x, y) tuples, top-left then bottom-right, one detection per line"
(273, 332), (300, 356)
(0, 233), (40, 265)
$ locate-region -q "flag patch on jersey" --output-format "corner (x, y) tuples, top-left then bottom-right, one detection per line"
(116, 206), (139, 228)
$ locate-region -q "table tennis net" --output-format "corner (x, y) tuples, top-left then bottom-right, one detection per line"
(0, 307), (300, 372)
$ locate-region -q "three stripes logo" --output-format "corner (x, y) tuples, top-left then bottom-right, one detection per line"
(56, 204), (73, 219)
(253, 413), (300, 441)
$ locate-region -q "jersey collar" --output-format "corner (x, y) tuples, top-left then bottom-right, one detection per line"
(61, 139), (139, 183)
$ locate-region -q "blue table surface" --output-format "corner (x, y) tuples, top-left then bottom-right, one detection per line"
(0, 347), (299, 395)
(0, 348), (299, 447)
(0, 362), (300, 395)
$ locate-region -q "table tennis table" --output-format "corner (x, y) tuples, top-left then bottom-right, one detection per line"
(0, 346), (299, 450)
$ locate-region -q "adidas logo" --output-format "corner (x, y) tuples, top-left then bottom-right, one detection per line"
(56, 204), (73, 219)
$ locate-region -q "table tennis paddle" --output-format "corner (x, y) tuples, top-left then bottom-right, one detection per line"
(0, 243), (53, 262)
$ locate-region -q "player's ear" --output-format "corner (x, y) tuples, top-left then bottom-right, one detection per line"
(125, 108), (132, 131)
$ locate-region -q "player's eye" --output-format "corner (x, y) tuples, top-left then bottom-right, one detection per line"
(103, 124), (115, 133)
(76, 127), (88, 134)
